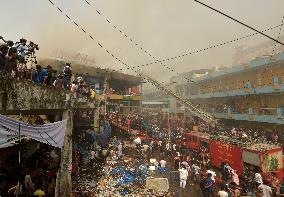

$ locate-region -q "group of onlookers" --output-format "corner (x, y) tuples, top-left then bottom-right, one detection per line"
(0, 37), (38, 78)
(0, 142), (60, 196)
(0, 36), (94, 98)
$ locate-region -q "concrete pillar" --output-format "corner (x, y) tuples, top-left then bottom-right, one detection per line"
(57, 109), (73, 197)
(54, 114), (61, 122)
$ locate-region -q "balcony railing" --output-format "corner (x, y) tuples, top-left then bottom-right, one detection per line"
(189, 83), (284, 99)
(211, 108), (284, 124)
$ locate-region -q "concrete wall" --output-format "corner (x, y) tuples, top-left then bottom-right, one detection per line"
(0, 78), (97, 113)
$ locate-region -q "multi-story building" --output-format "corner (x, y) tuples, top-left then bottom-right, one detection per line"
(142, 90), (169, 114)
(39, 58), (143, 115)
(168, 52), (284, 142)
(144, 50), (284, 142)
(232, 35), (284, 65)
(84, 71), (143, 114)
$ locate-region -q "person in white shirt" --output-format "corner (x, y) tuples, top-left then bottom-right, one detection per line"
(165, 142), (171, 157)
(117, 143), (123, 158)
(24, 170), (35, 193)
(231, 127), (237, 135)
(149, 140), (154, 155)
(192, 163), (200, 182)
(160, 159), (166, 168)
(90, 150), (95, 168)
(134, 136), (141, 145)
(218, 186), (229, 197)
(179, 166), (189, 189)
(207, 169), (217, 183)
(15, 38), (28, 58)
(142, 144), (149, 158)
(258, 181), (272, 197)
(172, 143), (177, 152)
(165, 142), (170, 150)
(90, 150), (95, 160)
(255, 172), (263, 184)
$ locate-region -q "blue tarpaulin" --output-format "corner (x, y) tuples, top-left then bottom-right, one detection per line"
(118, 172), (135, 185)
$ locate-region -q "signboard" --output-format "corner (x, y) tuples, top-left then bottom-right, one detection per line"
(262, 150), (283, 172)
(146, 178), (169, 192)
(242, 150), (260, 167)
(210, 140), (244, 173)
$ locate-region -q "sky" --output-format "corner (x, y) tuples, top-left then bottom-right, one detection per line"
(1, 0), (284, 84)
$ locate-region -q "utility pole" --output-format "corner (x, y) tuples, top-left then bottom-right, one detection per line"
(140, 82), (143, 113)
(168, 110), (171, 143)
(172, 81), (177, 117)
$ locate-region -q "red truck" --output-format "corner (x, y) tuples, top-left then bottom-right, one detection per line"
(182, 131), (284, 180)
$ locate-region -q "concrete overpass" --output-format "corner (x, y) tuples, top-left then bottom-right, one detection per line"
(0, 76), (98, 197)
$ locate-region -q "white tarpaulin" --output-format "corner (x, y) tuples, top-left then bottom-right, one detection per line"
(0, 114), (67, 148)
(146, 178), (169, 192)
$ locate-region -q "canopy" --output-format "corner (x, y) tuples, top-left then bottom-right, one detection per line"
(0, 114), (67, 148)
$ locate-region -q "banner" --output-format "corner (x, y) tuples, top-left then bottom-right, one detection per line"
(0, 115), (67, 148)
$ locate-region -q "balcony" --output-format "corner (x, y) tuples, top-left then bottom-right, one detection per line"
(211, 108), (284, 124)
(190, 83), (284, 99)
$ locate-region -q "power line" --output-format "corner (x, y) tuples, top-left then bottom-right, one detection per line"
(81, 0), (282, 83)
(272, 16), (284, 55)
(47, 0), (169, 87)
(194, 0), (284, 46)
(45, 0), (214, 122)
(47, 0), (137, 75)
(142, 25), (282, 69)
(81, 0), (187, 81)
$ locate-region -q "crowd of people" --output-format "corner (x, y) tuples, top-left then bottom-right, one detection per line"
(0, 36), (38, 79)
(108, 110), (280, 147)
(201, 101), (281, 117)
(2, 35), (284, 196)
(0, 141), (60, 196)
(0, 36), (97, 98)
(106, 110), (284, 196)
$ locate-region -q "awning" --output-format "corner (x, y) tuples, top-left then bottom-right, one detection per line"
(0, 115), (67, 148)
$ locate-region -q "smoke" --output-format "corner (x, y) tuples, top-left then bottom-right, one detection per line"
(3, 0), (284, 83)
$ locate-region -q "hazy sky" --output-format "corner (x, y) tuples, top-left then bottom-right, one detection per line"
(1, 0), (284, 82)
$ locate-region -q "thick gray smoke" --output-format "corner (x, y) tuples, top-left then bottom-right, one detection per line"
(2, 0), (284, 83)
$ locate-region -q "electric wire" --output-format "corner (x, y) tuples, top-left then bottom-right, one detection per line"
(45, 0), (215, 123)
(81, 0), (188, 81)
(143, 25), (282, 68)
(194, 0), (284, 46)
(272, 16), (284, 55)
